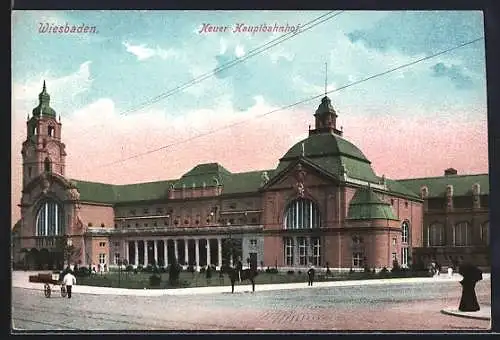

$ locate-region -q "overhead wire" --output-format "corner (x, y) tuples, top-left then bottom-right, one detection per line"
(98, 36), (484, 168)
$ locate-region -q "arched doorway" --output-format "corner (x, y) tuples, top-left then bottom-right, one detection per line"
(283, 198), (322, 267)
(34, 199), (65, 269)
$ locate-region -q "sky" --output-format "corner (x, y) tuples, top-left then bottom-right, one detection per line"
(11, 10), (489, 223)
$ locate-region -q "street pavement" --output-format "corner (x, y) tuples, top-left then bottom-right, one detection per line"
(11, 271), (491, 331)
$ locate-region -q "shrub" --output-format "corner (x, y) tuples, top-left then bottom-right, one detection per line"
(287, 270), (294, 275)
(265, 267), (278, 274)
(144, 264), (153, 273)
(159, 266), (166, 273)
(137, 265), (143, 272)
(297, 270), (302, 275)
(125, 265), (133, 272)
(200, 266), (206, 273)
(168, 259), (181, 285)
(187, 265), (195, 273)
(363, 265), (371, 273)
(149, 274), (162, 287)
(349, 268), (354, 274)
(391, 260), (401, 273)
(75, 267), (90, 278)
(378, 267), (389, 277)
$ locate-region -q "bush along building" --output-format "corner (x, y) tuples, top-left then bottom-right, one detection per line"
(13, 82), (490, 272)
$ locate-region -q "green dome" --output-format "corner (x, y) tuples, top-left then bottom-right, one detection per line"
(347, 187), (399, 221)
(32, 81), (57, 118)
(277, 133), (379, 183)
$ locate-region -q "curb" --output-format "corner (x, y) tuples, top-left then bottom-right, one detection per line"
(13, 274), (490, 297)
(440, 307), (491, 321)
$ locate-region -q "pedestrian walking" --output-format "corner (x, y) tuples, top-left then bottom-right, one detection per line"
(236, 257), (243, 282)
(62, 271), (77, 299)
(307, 264), (316, 286)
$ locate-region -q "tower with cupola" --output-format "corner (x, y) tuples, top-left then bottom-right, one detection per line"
(21, 81), (66, 188)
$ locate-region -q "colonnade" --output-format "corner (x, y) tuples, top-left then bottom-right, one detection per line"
(125, 237), (231, 270)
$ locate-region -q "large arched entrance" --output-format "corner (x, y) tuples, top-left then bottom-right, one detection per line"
(34, 199), (65, 269)
(283, 198), (322, 267)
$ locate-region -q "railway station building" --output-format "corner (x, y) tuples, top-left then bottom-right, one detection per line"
(12, 83), (490, 271)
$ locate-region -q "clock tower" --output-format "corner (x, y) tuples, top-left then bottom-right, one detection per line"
(22, 81), (67, 189)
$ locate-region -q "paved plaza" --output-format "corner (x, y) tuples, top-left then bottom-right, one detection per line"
(12, 272), (491, 331)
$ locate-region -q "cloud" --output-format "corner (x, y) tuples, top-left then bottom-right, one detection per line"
(431, 62), (473, 89)
(235, 45), (245, 58)
(12, 61), (93, 113)
(123, 42), (178, 61)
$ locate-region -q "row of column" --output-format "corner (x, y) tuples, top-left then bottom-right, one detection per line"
(126, 238), (226, 270)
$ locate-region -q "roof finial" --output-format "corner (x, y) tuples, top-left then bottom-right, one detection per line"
(324, 62), (328, 97)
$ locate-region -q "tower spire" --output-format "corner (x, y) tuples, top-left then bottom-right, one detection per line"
(43, 80), (47, 93)
(324, 62), (328, 97)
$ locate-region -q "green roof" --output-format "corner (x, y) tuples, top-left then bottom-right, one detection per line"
(384, 178), (421, 199)
(222, 170), (274, 195)
(70, 163), (274, 203)
(282, 133), (369, 162)
(71, 179), (116, 204)
(396, 174), (489, 198)
(274, 133), (379, 183)
(115, 180), (176, 202)
(174, 163), (231, 188)
(347, 187), (399, 221)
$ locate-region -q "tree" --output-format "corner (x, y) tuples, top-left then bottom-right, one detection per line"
(55, 235), (80, 269)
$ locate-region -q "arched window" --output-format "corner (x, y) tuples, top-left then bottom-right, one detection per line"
(35, 200), (65, 237)
(427, 223), (445, 246)
(453, 222), (470, 246)
(44, 158), (52, 172)
(48, 126), (54, 137)
(480, 221), (489, 246)
(283, 198), (321, 229)
(401, 220), (410, 244)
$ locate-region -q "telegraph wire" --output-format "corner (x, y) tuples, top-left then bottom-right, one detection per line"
(118, 11), (344, 115)
(98, 36), (483, 167)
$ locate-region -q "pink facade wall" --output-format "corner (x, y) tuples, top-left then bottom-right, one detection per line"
(78, 204), (115, 228)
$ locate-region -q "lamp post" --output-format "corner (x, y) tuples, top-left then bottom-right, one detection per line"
(117, 258), (122, 287)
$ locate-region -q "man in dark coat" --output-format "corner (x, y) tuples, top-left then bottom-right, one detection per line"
(307, 264), (316, 286)
(236, 257), (243, 282)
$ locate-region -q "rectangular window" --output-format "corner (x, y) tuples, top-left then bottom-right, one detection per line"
(428, 224), (445, 246)
(352, 252), (363, 267)
(249, 239), (257, 247)
(392, 252), (397, 261)
(99, 242), (106, 247)
(284, 237), (294, 266)
(99, 253), (106, 264)
(298, 237), (308, 266)
(114, 253), (120, 265)
(453, 222), (469, 246)
(402, 224), (409, 244)
(312, 237), (321, 266)
(392, 237), (397, 246)
(401, 248), (409, 268)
